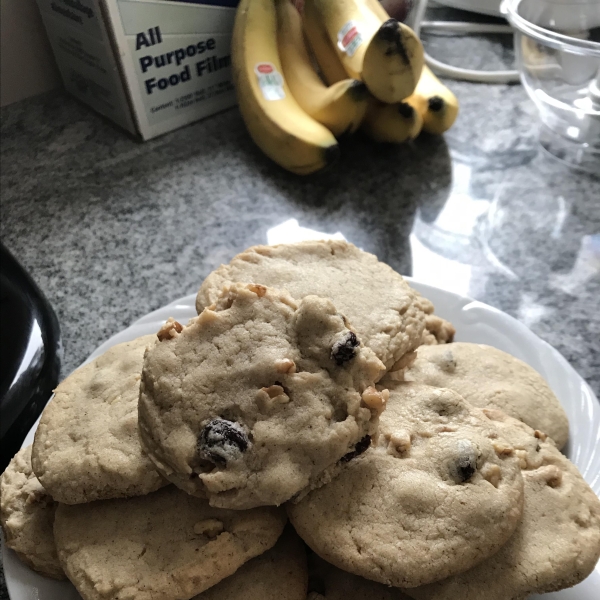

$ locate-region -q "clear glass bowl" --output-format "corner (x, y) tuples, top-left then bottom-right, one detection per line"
(501, 0), (600, 172)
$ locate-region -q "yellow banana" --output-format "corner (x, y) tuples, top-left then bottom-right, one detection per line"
(232, 0), (339, 175)
(303, 0), (424, 104)
(276, 0), (369, 137)
(361, 98), (423, 143)
(405, 66), (459, 134)
(303, 9), (349, 85)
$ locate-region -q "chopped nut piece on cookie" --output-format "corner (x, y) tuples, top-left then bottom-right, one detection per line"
(157, 318), (183, 341)
(194, 518), (224, 538)
(387, 430), (411, 456)
(361, 387), (389, 413)
(275, 358), (297, 373)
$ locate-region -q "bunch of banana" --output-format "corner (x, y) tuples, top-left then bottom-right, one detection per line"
(302, 0), (459, 143)
(232, 0), (339, 175)
(230, 0), (459, 174)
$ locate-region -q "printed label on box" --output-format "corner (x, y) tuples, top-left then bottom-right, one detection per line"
(127, 27), (234, 126)
(37, 0), (240, 139)
(112, 0), (237, 137)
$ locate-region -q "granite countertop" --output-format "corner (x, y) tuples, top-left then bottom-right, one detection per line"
(1, 4), (599, 597)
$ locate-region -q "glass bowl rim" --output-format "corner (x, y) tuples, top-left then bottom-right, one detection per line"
(500, 0), (600, 57)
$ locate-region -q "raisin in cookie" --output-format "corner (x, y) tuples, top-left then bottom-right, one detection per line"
(287, 382), (524, 588)
(53, 485), (287, 600)
(139, 283), (386, 509)
(405, 410), (600, 600)
(32, 335), (165, 504)
(197, 527), (307, 600)
(195, 241), (428, 372)
(404, 343), (569, 449)
(0, 446), (64, 579)
(308, 552), (411, 600)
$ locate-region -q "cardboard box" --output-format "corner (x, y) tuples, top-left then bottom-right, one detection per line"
(36, 0), (239, 139)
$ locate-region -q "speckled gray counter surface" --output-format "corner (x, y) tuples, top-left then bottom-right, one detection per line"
(1, 4), (599, 597)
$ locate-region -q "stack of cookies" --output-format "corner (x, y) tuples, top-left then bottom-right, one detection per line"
(1, 240), (599, 600)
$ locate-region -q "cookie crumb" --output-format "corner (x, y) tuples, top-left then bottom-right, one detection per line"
(193, 519), (224, 539)
(534, 430), (547, 441)
(157, 318), (183, 341)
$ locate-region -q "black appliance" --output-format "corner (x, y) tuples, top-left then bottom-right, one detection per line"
(0, 243), (61, 472)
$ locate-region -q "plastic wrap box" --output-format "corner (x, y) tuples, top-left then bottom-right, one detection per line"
(36, 0), (239, 139)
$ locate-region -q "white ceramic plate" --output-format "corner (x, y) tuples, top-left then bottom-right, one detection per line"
(3, 281), (600, 599)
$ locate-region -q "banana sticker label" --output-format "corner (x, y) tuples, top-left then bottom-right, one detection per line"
(337, 21), (363, 57)
(255, 63), (285, 101)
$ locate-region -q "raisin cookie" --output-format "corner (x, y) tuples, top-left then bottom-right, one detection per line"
(32, 335), (165, 504)
(288, 382), (524, 588)
(195, 241), (428, 372)
(197, 527), (307, 600)
(53, 485), (287, 600)
(0, 446), (64, 579)
(139, 283), (386, 509)
(308, 552), (411, 600)
(404, 342), (569, 448)
(405, 410), (600, 600)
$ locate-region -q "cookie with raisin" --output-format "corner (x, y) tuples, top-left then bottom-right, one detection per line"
(405, 410), (600, 600)
(139, 283), (386, 509)
(195, 240), (429, 373)
(287, 382), (524, 588)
